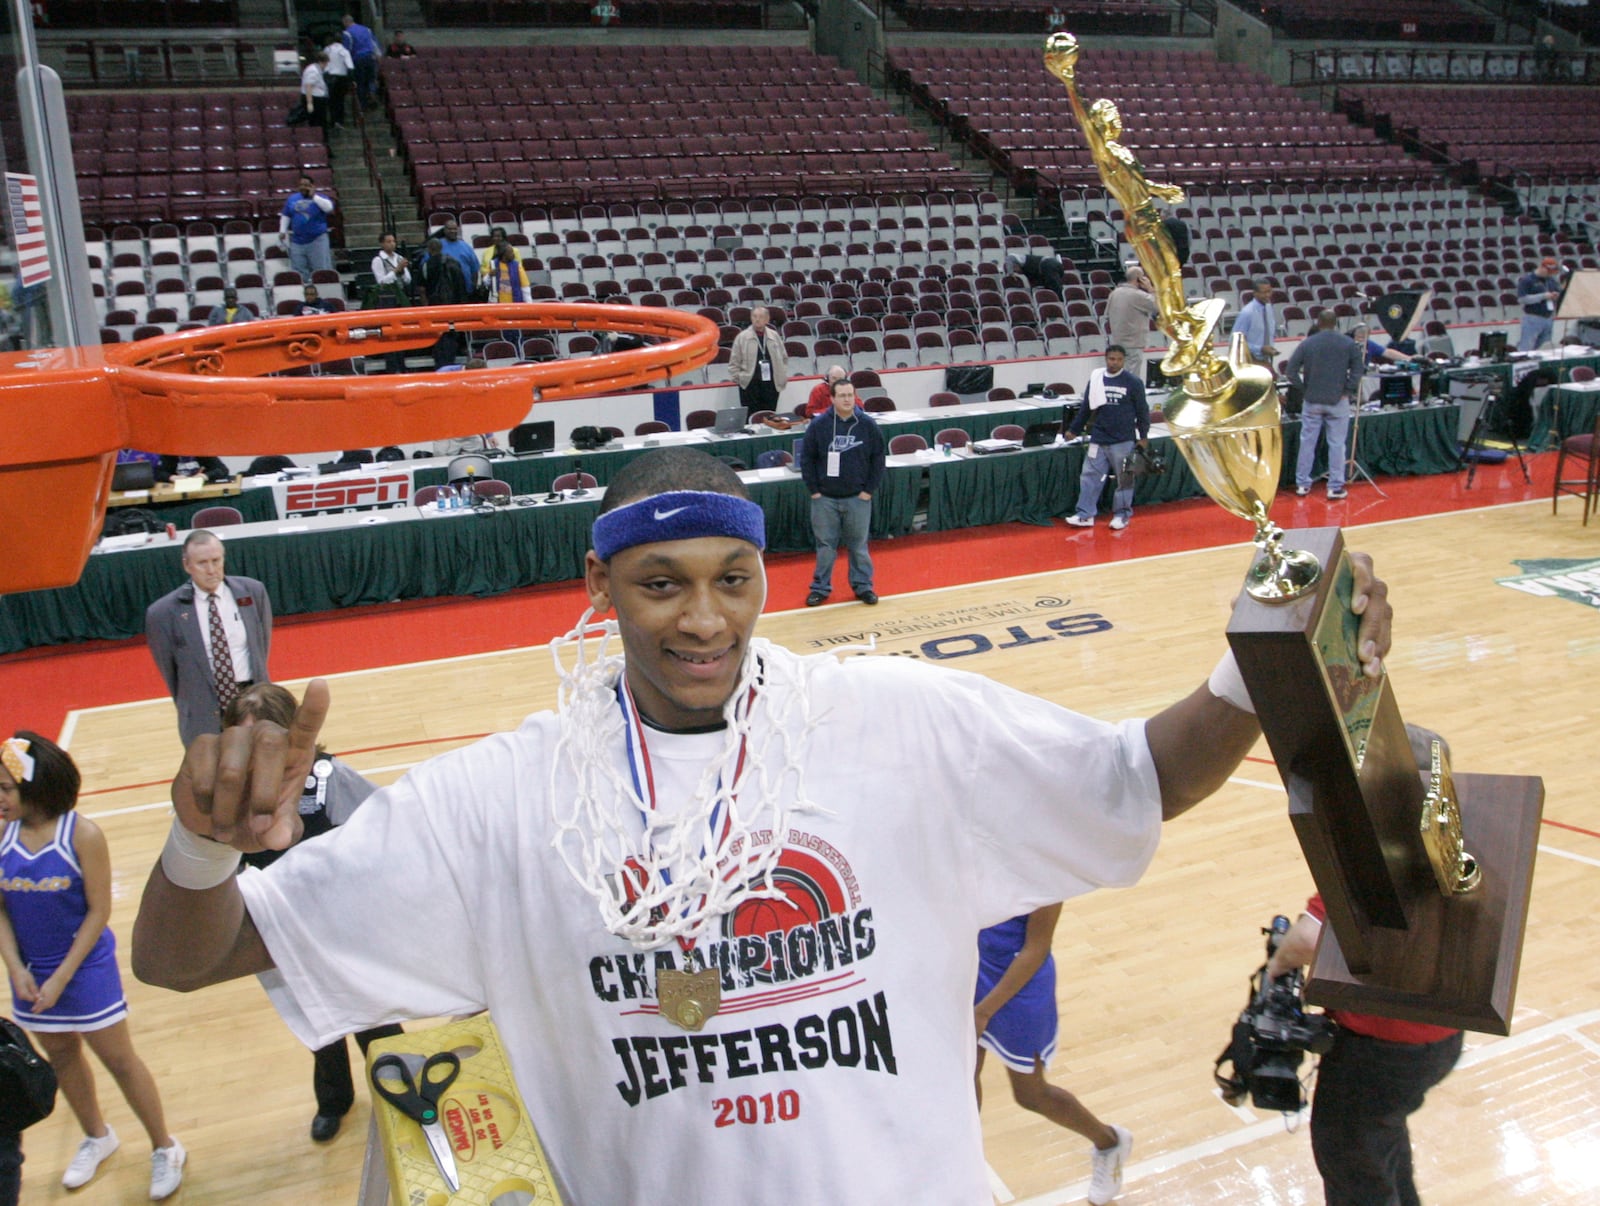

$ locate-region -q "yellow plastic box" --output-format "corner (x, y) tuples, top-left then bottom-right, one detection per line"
(367, 1015), (563, 1205)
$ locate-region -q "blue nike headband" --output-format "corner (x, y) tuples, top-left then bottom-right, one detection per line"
(591, 490), (767, 562)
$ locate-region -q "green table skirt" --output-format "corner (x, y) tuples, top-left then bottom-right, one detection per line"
(1542, 388), (1600, 447)
(0, 405), (1463, 654)
(414, 405), (1055, 496)
(926, 403), (1462, 530)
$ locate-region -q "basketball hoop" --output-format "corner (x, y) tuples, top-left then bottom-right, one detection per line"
(0, 304), (717, 593)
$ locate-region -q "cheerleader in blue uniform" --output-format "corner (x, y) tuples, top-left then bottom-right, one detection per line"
(974, 904), (1133, 1206)
(0, 733), (186, 1198)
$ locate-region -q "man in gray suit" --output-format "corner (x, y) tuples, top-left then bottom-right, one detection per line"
(146, 531), (273, 746)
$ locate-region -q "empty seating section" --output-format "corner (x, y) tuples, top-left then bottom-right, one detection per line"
(1523, 184), (1600, 248)
(411, 188), (1080, 377)
(891, 47), (1427, 198)
(1257, 0), (1492, 41)
(418, 0), (762, 26)
(84, 219), (350, 340)
(67, 94), (332, 228)
(887, 0), (1170, 35)
(386, 46), (979, 212)
(1169, 181), (1595, 332)
(1347, 87), (1600, 182)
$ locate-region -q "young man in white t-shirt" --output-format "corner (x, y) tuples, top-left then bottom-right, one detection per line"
(132, 448), (1392, 1203)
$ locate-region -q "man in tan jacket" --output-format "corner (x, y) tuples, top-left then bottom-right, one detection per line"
(728, 307), (788, 414)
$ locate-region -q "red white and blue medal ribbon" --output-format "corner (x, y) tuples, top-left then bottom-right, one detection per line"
(616, 675), (756, 1030)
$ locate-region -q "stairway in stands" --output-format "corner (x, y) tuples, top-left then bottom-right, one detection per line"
(874, 59), (1119, 279)
(1025, 210), (1121, 277)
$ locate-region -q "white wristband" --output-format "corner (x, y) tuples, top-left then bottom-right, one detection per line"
(1207, 649), (1256, 714)
(160, 819), (242, 890)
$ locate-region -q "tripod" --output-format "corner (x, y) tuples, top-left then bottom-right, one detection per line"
(1457, 384), (1532, 489)
(1345, 403), (1387, 498)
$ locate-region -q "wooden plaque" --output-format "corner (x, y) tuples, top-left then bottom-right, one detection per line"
(1226, 527), (1544, 1034)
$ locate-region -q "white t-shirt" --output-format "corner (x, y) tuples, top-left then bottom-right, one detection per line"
(323, 41), (354, 77)
(239, 647), (1161, 1204)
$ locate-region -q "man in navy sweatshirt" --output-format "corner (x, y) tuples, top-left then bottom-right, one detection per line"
(1065, 345), (1150, 532)
(800, 379), (887, 606)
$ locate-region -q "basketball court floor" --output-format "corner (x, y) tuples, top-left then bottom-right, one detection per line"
(7, 490), (1600, 1203)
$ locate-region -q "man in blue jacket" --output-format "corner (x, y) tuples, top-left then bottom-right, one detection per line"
(1065, 345), (1150, 532)
(278, 175), (335, 279)
(341, 13), (381, 111)
(800, 379), (886, 607)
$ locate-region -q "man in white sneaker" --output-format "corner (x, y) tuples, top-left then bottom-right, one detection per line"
(1064, 345), (1150, 532)
(1285, 310), (1363, 500)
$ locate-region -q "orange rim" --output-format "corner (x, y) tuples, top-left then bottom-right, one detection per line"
(103, 303), (720, 452)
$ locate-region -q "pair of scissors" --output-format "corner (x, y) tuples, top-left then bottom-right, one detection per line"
(371, 1052), (462, 1193)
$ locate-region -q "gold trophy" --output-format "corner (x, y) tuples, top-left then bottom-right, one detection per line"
(1044, 31), (1317, 602)
(1046, 32), (1542, 1033)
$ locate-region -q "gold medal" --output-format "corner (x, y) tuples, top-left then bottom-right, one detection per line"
(657, 967), (721, 1032)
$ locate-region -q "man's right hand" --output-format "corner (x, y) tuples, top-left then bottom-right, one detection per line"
(173, 679), (329, 852)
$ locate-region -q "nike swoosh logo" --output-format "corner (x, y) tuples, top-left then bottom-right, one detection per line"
(654, 507), (688, 520)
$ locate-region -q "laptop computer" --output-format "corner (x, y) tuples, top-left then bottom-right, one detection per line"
(1022, 421), (1062, 448)
(712, 406), (749, 436)
(510, 420), (557, 455)
(111, 461), (156, 492)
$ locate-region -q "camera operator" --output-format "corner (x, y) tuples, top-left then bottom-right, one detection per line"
(1267, 725), (1464, 1206)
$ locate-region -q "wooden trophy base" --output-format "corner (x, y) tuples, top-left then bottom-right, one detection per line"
(1306, 772), (1544, 1035)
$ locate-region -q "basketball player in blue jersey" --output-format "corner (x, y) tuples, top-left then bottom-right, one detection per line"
(975, 904), (1130, 1204)
(0, 734), (186, 1198)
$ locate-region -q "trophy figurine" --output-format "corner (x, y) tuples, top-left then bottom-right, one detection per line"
(1045, 31), (1318, 602)
(1046, 32), (1542, 1033)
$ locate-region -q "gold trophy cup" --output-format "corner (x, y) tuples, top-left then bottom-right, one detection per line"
(1044, 31), (1318, 601)
(1046, 32), (1541, 1033)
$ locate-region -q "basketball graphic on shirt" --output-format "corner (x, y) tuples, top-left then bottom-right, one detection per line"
(724, 844), (849, 949)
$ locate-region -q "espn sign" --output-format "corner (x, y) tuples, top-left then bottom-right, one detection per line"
(284, 473), (412, 516)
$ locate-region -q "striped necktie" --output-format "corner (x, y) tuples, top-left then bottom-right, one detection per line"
(207, 593), (239, 711)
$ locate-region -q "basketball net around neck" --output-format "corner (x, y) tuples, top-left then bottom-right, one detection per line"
(549, 609), (832, 952)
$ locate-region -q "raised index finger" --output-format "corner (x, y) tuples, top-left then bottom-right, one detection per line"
(249, 678), (331, 849)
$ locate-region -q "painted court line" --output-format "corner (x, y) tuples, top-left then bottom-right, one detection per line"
(83, 756), (431, 823)
(1537, 844), (1600, 869)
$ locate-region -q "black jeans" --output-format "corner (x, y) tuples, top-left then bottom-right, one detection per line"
(312, 1024), (406, 1117)
(327, 74), (351, 126)
(1311, 1028), (1463, 1206)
